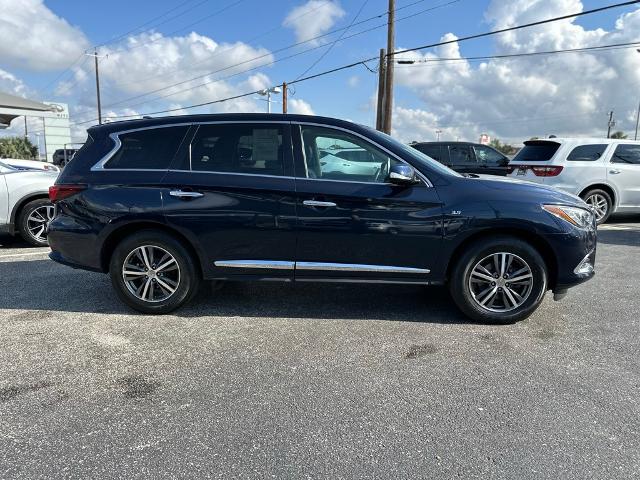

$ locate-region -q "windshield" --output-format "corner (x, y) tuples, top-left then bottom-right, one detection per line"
(362, 126), (462, 177)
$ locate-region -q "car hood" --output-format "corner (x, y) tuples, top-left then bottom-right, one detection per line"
(471, 174), (586, 207)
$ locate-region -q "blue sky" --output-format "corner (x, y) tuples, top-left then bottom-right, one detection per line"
(2, 0), (640, 144)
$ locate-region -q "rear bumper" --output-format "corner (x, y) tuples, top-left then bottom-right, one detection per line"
(49, 250), (103, 273)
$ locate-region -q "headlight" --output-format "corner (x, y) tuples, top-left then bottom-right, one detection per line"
(542, 204), (594, 229)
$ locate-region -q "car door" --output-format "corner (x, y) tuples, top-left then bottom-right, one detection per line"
(0, 164), (9, 226)
(473, 145), (510, 176)
(609, 143), (640, 208)
(162, 121), (298, 280)
(292, 123), (443, 282)
(414, 144), (449, 168)
(448, 144), (475, 174)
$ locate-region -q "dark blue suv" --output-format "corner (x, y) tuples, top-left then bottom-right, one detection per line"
(48, 114), (596, 323)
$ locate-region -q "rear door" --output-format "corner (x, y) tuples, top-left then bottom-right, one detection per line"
(414, 144), (449, 167)
(162, 121), (297, 280)
(292, 123), (443, 282)
(609, 143), (640, 208)
(448, 144), (476, 174)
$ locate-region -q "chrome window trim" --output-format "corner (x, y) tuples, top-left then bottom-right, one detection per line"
(168, 169), (296, 180)
(91, 120), (288, 172)
(214, 260), (430, 274)
(214, 260), (295, 270)
(294, 121), (433, 187)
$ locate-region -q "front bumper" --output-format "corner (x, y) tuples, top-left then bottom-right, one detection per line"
(544, 226), (596, 297)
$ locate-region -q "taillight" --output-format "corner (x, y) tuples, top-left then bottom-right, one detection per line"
(531, 166), (563, 177)
(49, 184), (86, 202)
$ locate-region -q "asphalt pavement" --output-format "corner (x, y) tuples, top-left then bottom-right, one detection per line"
(0, 217), (639, 479)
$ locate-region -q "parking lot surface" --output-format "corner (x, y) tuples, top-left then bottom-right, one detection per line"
(1, 218), (639, 479)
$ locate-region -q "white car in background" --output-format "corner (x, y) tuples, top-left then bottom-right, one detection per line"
(1, 158), (60, 173)
(508, 138), (640, 224)
(0, 161), (57, 246)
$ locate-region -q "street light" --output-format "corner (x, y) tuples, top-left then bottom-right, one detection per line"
(257, 86), (281, 114)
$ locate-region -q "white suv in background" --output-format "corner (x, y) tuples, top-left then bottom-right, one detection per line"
(508, 138), (640, 224)
(0, 160), (57, 246)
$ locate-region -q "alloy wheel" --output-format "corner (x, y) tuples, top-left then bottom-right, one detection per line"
(585, 193), (608, 222)
(122, 245), (181, 303)
(468, 252), (533, 313)
(27, 205), (55, 243)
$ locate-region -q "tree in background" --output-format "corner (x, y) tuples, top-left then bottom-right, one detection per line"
(610, 131), (628, 139)
(489, 138), (519, 156)
(0, 136), (38, 160)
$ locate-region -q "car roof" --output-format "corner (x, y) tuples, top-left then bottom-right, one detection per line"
(88, 113), (367, 135)
(411, 141), (488, 147)
(524, 137), (640, 144)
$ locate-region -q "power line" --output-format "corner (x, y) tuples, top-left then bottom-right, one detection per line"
(393, 0), (640, 57)
(102, 0), (462, 110)
(394, 41), (640, 66)
(36, 0), (640, 131)
(295, 0), (371, 80)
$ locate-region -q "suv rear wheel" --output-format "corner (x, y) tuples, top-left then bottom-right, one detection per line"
(581, 188), (612, 224)
(109, 231), (200, 314)
(18, 198), (54, 246)
(449, 236), (548, 324)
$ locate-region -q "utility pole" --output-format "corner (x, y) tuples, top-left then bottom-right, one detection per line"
(375, 48), (386, 131)
(436, 129), (442, 141)
(607, 110), (615, 138)
(24, 117), (28, 137)
(282, 82), (287, 114)
(382, 0), (395, 135)
(86, 50), (104, 124)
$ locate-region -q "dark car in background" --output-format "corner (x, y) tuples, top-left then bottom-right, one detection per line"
(411, 141), (510, 176)
(52, 148), (79, 167)
(48, 114), (596, 324)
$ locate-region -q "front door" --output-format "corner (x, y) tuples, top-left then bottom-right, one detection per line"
(609, 143), (640, 208)
(162, 122), (297, 280)
(292, 124), (443, 283)
(473, 145), (510, 176)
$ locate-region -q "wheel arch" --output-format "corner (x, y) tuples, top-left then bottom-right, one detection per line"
(9, 192), (50, 231)
(579, 183), (617, 210)
(445, 228), (558, 289)
(100, 221), (205, 277)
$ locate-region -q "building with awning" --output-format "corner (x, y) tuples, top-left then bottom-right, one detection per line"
(0, 91), (72, 162)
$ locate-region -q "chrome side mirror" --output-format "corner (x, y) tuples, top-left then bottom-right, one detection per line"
(389, 163), (418, 186)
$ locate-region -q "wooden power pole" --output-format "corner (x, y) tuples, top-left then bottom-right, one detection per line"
(375, 49), (386, 131)
(382, 0), (395, 134)
(282, 82), (287, 114)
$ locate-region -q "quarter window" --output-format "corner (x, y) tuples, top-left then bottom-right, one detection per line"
(106, 126), (189, 169)
(300, 126), (400, 183)
(566, 144), (607, 161)
(611, 144), (640, 165)
(187, 124), (285, 176)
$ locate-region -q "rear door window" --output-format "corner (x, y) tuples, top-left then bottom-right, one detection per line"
(106, 126), (189, 169)
(186, 123), (285, 176)
(448, 145), (473, 165)
(513, 141), (560, 162)
(611, 144), (640, 165)
(414, 144), (445, 163)
(566, 144), (607, 161)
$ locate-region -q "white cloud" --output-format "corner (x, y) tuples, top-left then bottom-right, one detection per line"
(283, 0), (346, 45)
(0, 68), (27, 95)
(0, 0), (89, 71)
(394, 1), (640, 144)
(347, 75), (360, 88)
(289, 98), (315, 115)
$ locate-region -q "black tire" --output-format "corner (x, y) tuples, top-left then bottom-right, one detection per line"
(449, 236), (548, 324)
(581, 188), (612, 225)
(17, 198), (54, 247)
(109, 230), (201, 314)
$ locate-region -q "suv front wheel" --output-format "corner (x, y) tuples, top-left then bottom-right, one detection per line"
(109, 231), (200, 314)
(449, 236), (548, 324)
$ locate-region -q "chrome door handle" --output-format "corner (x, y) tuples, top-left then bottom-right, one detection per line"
(169, 190), (204, 199)
(609, 170), (621, 174)
(303, 200), (337, 208)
